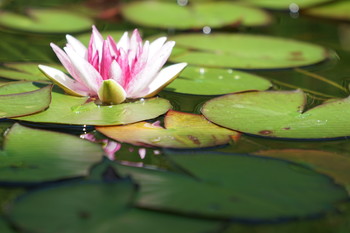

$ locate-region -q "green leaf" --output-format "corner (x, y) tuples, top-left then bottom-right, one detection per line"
(113, 152), (347, 220)
(0, 9), (93, 33)
(8, 179), (222, 233)
(165, 65), (272, 95)
(0, 123), (103, 182)
(0, 63), (62, 81)
(0, 82), (52, 118)
(122, 1), (271, 29)
(202, 90), (350, 139)
(14, 90), (172, 126)
(170, 33), (328, 69)
(254, 149), (350, 193)
(96, 110), (239, 148)
(305, 1), (350, 21)
(244, 0), (332, 10)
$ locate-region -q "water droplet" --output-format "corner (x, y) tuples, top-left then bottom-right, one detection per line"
(177, 0), (188, 6)
(150, 137), (162, 143)
(199, 68), (205, 74)
(218, 75), (224, 80)
(202, 26), (212, 34)
(234, 75), (241, 80)
(227, 69), (233, 74)
(289, 3), (299, 13)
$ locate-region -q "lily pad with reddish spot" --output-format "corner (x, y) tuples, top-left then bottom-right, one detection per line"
(170, 34), (328, 69)
(305, 1), (350, 22)
(14, 89), (171, 126)
(122, 1), (271, 30)
(96, 110), (239, 148)
(254, 149), (350, 193)
(0, 82), (52, 119)
(164, 66), (272, 95)
(202, 90), (350, 139)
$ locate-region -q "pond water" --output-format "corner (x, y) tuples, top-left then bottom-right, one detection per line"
(1, 0), (350, 232)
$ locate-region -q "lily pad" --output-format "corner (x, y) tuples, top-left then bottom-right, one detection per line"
(122, 1), (271, 29)
(0, 63), (61, 81)
(244, 0), (332, 10)
(254, 149), (350, 193)
(0, 123), (103, 183)
(165, 66), (272, 95)
(113, 152), (347, 220)
(305, 1), (350, 21)
(0, 82), (51, 118)
(169, 33), (328, 69)
(14, 89), (171, 126)
(96, 110), (239, 148)
(0, 9), (93, 33)
(202, 90), (350, 139)
(8, 179), (221, 233)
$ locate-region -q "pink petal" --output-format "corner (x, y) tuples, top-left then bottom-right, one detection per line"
(64, 46), (103, 94)
(38, 64), (89, 96)
(117, 31), (129, 51)
(50, 43), (84, 84)
(109, 60), (123, 84)
(148, 37), (167, 58)
(66, 34), (87, 58)
(126, 41), (175, 97)
(141, 62), (187, 97)
(100, 40), (113, 80)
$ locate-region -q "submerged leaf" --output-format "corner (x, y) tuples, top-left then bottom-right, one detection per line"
(202, 90), (350, 139)
(113, 152), (347, 220)
(96, 110), (239, 148)
(0, 124), (103, 182)
(8, 178), (221, 233)
(254, 149), (350, 193)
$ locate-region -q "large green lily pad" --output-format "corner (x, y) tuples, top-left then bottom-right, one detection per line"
(8, 179), (221, 233)
(122, 1), (271, 29)
(165, 66), (272, 95)
(0, 9), (93, 33)
(113, 152), (347, 220)
(254, 149), (350, 193)
(169, 33), (328, 69)
(244, 0), (332, 10)
(305, 1), (350, 21)
(96, 110), (239, 148)
(0, 123), (103, 183)
(14, 89), (171, 126)
(0, 63), (61, 81)
(0, 82), (51, 118)
(202, 90), (350, 139)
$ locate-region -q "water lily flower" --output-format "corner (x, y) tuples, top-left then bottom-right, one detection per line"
(39, 26), (187, 104)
